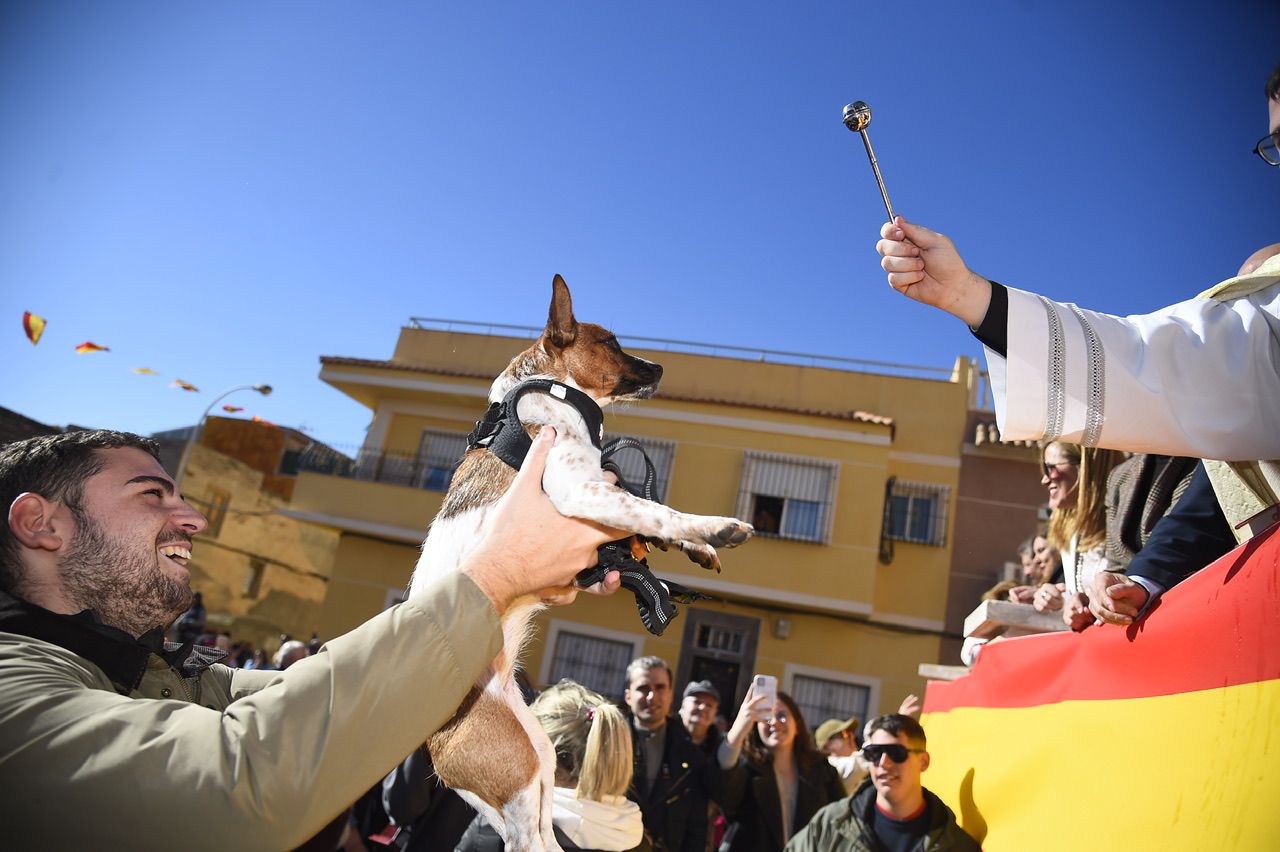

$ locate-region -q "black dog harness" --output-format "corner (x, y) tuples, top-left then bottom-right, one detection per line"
(466, 379), (711, 635)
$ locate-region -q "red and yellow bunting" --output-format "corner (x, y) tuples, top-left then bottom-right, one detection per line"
(171, 380), (199, 392)
(921, 526), (1280, 850)
(222, 405), (244, 413)
(75, 341), (109, 354)
(22, 312), (46, 345)
(251, 415), (277, 427)
(133, 367), (158, 375)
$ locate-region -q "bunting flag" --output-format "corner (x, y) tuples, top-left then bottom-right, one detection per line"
(75, 341), (109, 354)
(171, 380), (199, 392)
(22, 312), (46, 345)
(920, 525), (1280, 850)
(222, 405), (244, 413)
(251, 415), (277, 427)
(133, 368), (158, 375)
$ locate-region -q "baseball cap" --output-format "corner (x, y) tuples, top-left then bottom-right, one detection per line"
(682, 680), (721, 703)
(814, 716), (860, 745)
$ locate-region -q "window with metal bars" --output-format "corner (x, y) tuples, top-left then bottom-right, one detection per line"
(885, 480), (949, 547)
(736, 451), (838, 543)
(790, 673), (872, 736)
(545, 627), (638, 701)
(602, 433), (675, 501)
(416, 429), (469, 492)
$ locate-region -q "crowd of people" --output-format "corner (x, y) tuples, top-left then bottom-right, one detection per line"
(0, 59), (1274, 852)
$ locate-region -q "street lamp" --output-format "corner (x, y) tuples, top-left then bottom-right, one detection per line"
(174, 383), (274, 488)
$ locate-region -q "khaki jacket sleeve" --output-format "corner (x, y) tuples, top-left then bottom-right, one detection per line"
(0, 572), (502, 852)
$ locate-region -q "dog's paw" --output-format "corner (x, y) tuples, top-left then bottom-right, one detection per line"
(678, 541), (721, 572)
(702, 518), (753, 549)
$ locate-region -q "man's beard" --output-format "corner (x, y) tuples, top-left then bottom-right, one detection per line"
(59, 513), (192, 638)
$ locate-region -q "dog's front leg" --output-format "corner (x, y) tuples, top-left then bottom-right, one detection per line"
(542, 444), (751, 549)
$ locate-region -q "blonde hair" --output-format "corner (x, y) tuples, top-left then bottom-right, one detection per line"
(1044, 442), (1124, 552)
(532, 681), (633, 800)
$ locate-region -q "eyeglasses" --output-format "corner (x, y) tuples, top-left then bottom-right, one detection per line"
(1254, 131), (1280, 166)
(861, 743), (925, 764)
(1041, 460), (1077, 477)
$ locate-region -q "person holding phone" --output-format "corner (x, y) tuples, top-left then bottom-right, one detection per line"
(715, 680), (844, 851)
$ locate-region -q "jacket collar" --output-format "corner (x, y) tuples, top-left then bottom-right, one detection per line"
(0, 589), (224, 695)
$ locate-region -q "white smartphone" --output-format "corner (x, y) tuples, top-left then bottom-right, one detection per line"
(752, 674), (777, 715)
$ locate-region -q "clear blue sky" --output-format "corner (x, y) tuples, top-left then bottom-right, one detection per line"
(3, 2), (1277, 452)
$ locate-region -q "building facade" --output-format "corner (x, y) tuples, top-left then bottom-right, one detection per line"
(288, 321), (980, 728)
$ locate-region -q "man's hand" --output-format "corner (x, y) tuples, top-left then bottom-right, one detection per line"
(461, 427), (626, 614)
(876, 217), (993, 327)
(1088, 572), (1150, 626)
(1032, 582), (1064, 613)
(897, 694), (921, 718)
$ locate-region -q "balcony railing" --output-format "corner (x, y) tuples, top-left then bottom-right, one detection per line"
(287, 443), (453, 492)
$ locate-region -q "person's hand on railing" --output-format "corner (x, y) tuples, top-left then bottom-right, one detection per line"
(1088, 571), (1150, 626)
(1032, 583), (1065, 612)
(1063, 592), (1094, 631)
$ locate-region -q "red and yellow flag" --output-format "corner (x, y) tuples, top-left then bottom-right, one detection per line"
(171, 380), (199, 392)
(133, 367), (157, 375)
(251, 415), (277, 427)
(222, 405), (244, 413)
(22, 312), (46, 345)
(75, 341), (109, 354)
(920, 526), (1280, 850)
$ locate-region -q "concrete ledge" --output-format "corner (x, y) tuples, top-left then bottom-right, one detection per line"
(963, 599), (1068, 640)
(918, 663), (969, 682)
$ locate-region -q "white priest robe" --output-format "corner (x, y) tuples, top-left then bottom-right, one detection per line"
(985, 254), (1280, 463)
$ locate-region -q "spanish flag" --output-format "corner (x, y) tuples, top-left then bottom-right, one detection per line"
(921, 525), (1280, 850)
(22, 312), (46, 345)
(75, 341), (109, 354)
(171, 380), (199, 392)
(222, 405), (244, 413)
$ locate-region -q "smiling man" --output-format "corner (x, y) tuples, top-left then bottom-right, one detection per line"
(786, 714), (978, 852)
(0, 428), (623, 850)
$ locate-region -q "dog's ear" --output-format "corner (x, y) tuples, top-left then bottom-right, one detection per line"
(545, 274), (577, 348)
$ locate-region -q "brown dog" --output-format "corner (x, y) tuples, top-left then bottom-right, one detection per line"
(409, 275), (752, 850)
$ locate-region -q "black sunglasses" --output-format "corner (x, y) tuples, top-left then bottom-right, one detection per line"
(861, 743), (924, 764)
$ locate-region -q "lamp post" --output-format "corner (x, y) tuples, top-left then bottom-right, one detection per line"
(174, 383), (273, 489)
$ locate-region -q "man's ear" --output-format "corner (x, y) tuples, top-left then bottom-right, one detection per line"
(544, 274), (577, 349)
(920, 749), (931, 772)
(8, 493), (66, 552)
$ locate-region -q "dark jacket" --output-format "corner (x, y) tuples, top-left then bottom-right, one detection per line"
(784, 778), (980, 852)
(720, 753), (845, 852)
(626, 718), (712, 852)
(454, 817), (652, 852)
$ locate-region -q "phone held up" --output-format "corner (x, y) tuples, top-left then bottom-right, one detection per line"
(753, 674), (778, 716)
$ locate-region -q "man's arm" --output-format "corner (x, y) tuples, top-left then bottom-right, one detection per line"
(877, 218), (1280, 461)
(1090, 463), (1236, 625)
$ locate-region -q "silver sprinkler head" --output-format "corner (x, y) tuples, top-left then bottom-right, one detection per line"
(842, 101), (871, 133)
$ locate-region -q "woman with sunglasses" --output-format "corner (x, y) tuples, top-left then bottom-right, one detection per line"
(716, 685), (845, 852)
(1033, 441), (1124, 629)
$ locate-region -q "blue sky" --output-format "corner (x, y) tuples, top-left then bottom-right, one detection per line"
(2, 2), (1277, 452)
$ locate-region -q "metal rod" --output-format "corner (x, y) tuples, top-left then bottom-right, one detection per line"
(859, 129), (895, 222)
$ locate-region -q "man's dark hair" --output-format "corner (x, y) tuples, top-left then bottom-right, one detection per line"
(1267, 62), (1280, 102)
(0, 430), (160, 590)
(866, 713), (927, 748)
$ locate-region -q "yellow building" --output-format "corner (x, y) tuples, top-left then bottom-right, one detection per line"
(287, 320), (976, 729)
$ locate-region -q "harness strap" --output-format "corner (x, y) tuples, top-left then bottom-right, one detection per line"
(466, 379), (605, 470)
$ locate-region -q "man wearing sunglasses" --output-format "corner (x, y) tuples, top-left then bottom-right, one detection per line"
(786, 714), (979, 851)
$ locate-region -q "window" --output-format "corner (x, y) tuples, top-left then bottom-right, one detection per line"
(242, 559), (265, 598)
(788, 670), (874, 733)
(542, 622), (641, 701)
(602, 434), (675, 502)
(736, 451), (838, 543)
(886, 480), (949, 547)
(417, 429), (469, 492)
(189, 487), (231, 538)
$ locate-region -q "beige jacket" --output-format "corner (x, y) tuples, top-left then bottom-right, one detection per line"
(0, 573), (501, 851)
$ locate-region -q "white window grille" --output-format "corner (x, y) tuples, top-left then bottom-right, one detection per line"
(736, 451), (838, 543)
(542, 622), (642, 701)
(788, 670), (875, 735)
(602, 433), (675, 501)
(886, 480), (950, 547)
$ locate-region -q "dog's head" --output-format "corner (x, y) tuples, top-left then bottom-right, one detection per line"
(493, 274), (663, 406)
